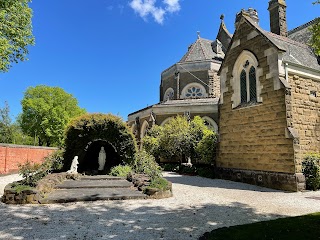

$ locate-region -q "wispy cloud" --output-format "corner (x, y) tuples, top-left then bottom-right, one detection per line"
(129, 0), (181, 24)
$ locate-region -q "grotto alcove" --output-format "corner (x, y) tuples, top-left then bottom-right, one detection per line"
(64, 113), (137, 174)
(78, 140), (121, 174)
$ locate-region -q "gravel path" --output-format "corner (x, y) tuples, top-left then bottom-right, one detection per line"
(0, 172), (320, 240)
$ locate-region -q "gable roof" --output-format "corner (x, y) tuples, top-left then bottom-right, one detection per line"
(219, 15), (320, 73)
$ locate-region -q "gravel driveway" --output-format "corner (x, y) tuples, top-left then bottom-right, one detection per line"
(1, 172), (320, 240)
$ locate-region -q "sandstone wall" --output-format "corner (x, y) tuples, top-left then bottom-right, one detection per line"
(289, 74), (320, 173)
(217, 21), (297, 190)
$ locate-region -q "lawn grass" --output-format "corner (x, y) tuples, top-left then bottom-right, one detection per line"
(200, 212), (320, 240)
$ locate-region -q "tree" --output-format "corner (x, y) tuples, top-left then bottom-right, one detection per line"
(21, 85), (86, 147)
(0, 101), (13, 143)
(310, 1), (320, 55)
(0, 0), (35, 72)
(142, 116), (218, 164)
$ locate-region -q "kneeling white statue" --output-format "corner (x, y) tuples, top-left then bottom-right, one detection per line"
(67, 156), (79, 174)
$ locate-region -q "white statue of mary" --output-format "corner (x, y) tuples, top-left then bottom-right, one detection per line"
(98, 146), (106, 171)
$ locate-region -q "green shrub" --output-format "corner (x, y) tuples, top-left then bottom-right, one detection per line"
(64, 113), (137, 170)
(43, 149), (64, 172)
(18, 161), (49, 187)
(147, 177), (170, 191)
(132, 150), (162, 180)
(197, 167), (215, 179)
(162, 163), (180, 171)
(195, 131), (218, 164)
(302, 153), (320, 190)
(178, 164), (197, 175)
(109, 165), (132, 177)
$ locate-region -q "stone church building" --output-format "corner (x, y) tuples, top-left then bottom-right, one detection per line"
(128, 0), (320, 191)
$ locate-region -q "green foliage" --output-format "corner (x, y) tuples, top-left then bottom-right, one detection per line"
(132, 150), (162, 180)
(142, 125), (162, 158)
(197, 166), (215, 179)
(162, 163), (180, 171)
(64, 113), (137, 170)
(21, 85), (86, 147)
(18, 150), (64, 187)
(0, 0), (35, 72)
(11, 184), (33, 194)
(43, 149), (64, 172)
(196, 131), (218, 163)
(148, 177), (170, 191)
(302, 153), (320, 190)
(310, 18), (320, 56)
(18, 161), (49, 187)
(109, 165), (132, 177)
(142, 116), (217, 164)
(0, 101), (13, 143)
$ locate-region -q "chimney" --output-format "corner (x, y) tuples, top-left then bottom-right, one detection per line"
(268, 0), (288, 37)
(235, 8), (259, 29)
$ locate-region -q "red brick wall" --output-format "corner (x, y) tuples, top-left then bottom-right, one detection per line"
(0, 144), (58, 174)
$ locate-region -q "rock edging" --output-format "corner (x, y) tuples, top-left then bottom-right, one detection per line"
(127, 173), (173, 199)
(1, 173), (80, 204)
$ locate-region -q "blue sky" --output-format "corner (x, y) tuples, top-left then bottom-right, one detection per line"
(0, 0), (319, 121)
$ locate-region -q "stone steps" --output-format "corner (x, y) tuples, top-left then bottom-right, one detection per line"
(57, 179), (132, 189)
(41, 175), (147, 203)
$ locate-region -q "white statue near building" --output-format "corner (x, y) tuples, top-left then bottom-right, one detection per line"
(67, 156), (79, 174)
(98, 146), (106, 171)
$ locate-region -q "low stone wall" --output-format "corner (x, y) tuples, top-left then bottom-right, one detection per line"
(215, 167), (306, 192)
(1, 173), (76, 204)
(0, 144), (58, 174)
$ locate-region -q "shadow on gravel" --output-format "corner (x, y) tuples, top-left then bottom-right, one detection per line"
(0, 200), (284, 240)
(163, 172), (281, 193)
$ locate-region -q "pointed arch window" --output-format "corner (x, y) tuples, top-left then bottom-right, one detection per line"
(231, 50), (262, 109)
(249, 66), (257, 102)
(240, 70), (247, 103)
(238, 63), (257, 104)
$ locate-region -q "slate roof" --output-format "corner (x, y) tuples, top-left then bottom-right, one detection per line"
(179, 37), (224, 63)
(288, 18), (319, 44)
(244, 16), (320, 71)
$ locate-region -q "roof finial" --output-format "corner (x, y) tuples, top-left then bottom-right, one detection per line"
(220, 14), (225, 22)
(197, 31), (200, 39)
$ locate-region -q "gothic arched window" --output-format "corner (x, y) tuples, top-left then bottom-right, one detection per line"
(230, 50), (263, 108)
(240, 70), (247, 103)
(249, 66), (257, 102)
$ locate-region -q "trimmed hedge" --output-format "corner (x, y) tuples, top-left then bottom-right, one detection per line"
(64, 113), (137, 170)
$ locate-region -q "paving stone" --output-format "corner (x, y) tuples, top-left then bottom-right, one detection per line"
(80, 175), (125, 181)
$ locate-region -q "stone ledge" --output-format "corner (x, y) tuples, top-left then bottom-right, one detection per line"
(215, 167), (305, 191)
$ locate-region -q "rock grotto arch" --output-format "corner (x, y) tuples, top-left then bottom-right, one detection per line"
(64, 113), (137, 173)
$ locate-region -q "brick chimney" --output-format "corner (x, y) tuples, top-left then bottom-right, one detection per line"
(268, 0), (288, 37)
